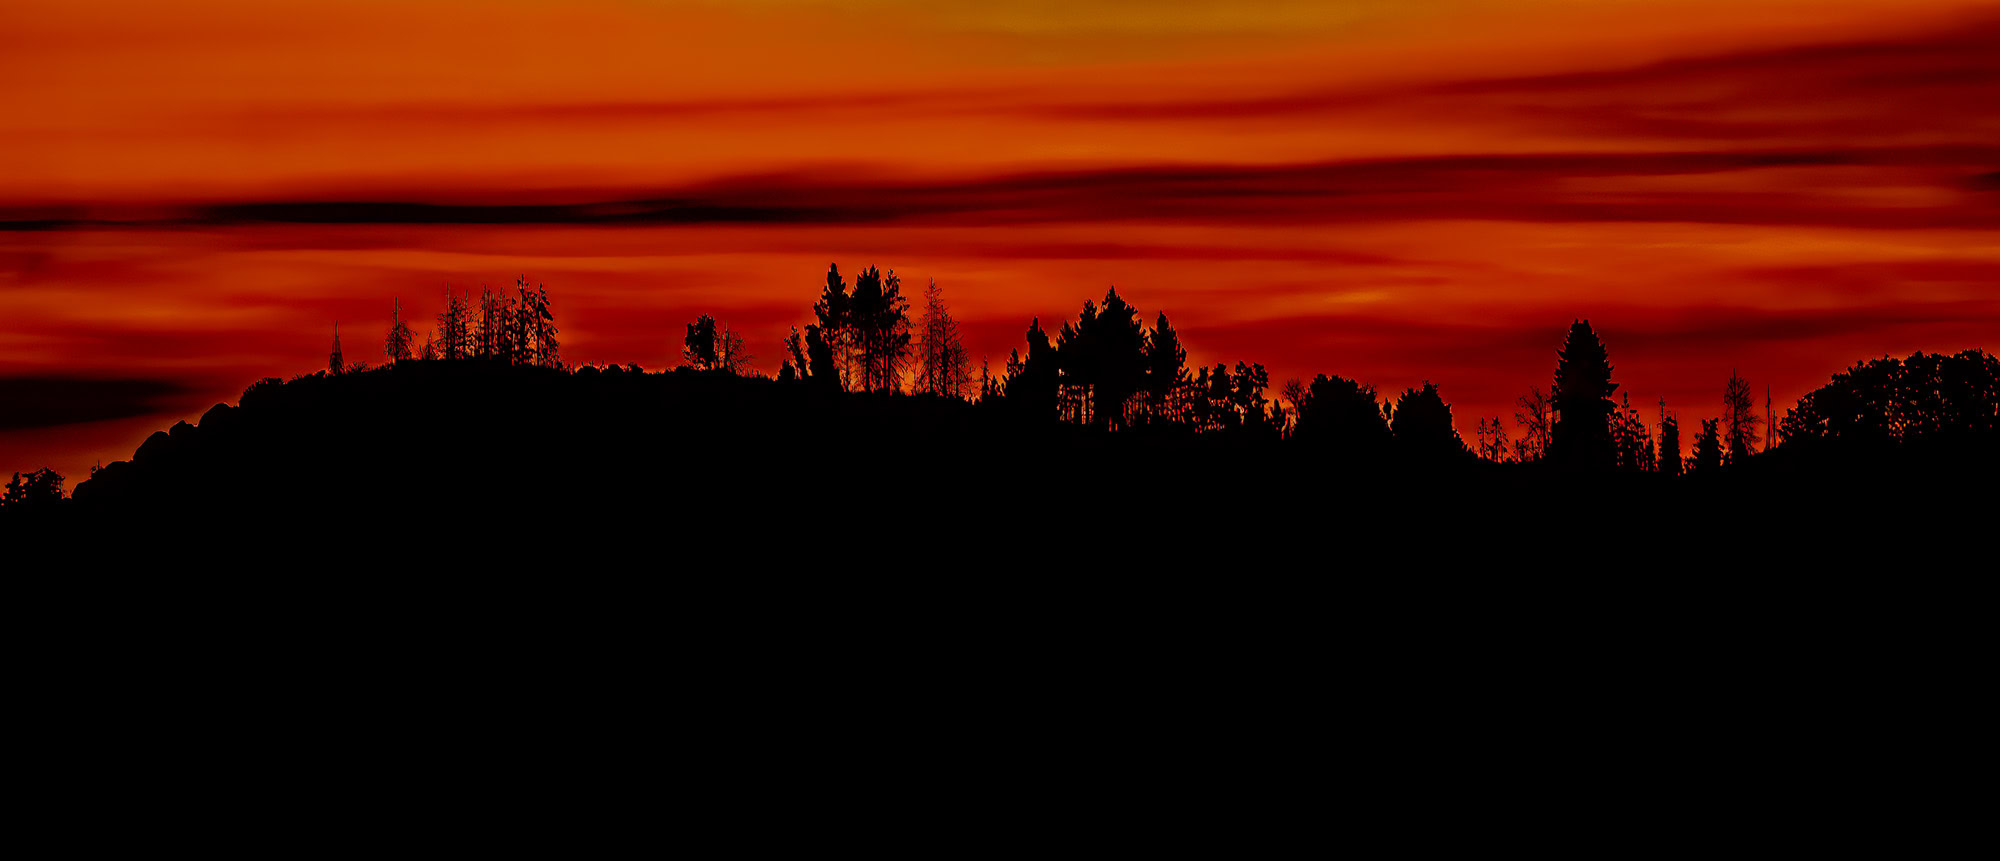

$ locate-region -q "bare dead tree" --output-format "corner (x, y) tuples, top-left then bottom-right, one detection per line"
(718, 320), (751, 375)
(915, 277), (969, 399)
(1513, 385), (1553, 461)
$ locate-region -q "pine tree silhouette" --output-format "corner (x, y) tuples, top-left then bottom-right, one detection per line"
(1691, 418), (1724, 474)
(1550, 319), (1617, 469)
(1145, 312), (1187, 425)
(1658, 410), (1683, 476)
(384, 298), (414, 365)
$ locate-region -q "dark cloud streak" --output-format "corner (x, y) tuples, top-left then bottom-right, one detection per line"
(0, 376), (192, 430)
(5, 145), (1992, 232)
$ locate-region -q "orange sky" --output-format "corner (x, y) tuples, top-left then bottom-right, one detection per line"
(3, 0), (1997, 480)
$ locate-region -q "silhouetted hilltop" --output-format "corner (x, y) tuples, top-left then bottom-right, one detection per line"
(73, 361), (1056, 515)
(36, 268), (1989, 545)
(33, 354), (1987, 565)
(66, 361), (1286, 536)
(18, 355), (1995, 734)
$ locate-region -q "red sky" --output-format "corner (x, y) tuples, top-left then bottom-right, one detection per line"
(3, 0), (1997, 479)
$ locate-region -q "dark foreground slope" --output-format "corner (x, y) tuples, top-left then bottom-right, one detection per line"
(14, 362), (1985, 837)
(28, 359), (1991, 568)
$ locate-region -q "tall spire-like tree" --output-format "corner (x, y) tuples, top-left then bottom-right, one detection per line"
(717, 319), (749, 375)
(814, 263), (851, 388)
(438, 283), (473, 360)
(1145, 311), (1187, 424)
(915, 278), (969, 399)
(384, 298), (413, 365)
(1723, 369), (1761, 464)
(329, 323), (343, 375)
(1549, 319), (1617, 469)
(531, 282), (559, 368)
(1658, 406), (1683, 476)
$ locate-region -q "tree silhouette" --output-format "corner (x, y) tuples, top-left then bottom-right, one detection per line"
(1004, 317), (1058, 418)
(477, 286), (509, 360)
(1198, 364), (1233, 431)
(2, 468), (64, 508)
(718, 320), (750, 375)
(1476, 416), (1510, 461)
(1778, 350), (1996, 450)
(385, 297), (414, 365)
(804, 324), (838, 390)
(1230, 362), (1281, 435)
(1392, 382), (1466, 459)
(1612, 392), (1649, 471)
(1054, 288), (1148, 430)
(1690, 418), (1724, 474)
(850, 266), (911, 392)
(915, 278), (969, 399)
(1657, 408), (1683, 476)
(1550, 320), (1617, 469)
(1280, 378), (1309, 432)
(438, 284), (473, 360)
(784, 326), (811, 383)
(515, 278), (559, 368)
(1723, 369), (1761, 464)
(1513, 386), (1552, 462)
(1145, 312), (1188, 425)
(329, 323), (344, 375)
(814, 263), (851, 388)
(684, 314), (719, 370)
(1292, 374), (1391, 455)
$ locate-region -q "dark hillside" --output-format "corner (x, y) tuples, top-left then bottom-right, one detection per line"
(33, 358), (1989, 572)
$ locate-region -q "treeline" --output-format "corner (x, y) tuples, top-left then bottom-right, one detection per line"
(753, 265), (1289, 435)
(190, 258), (2000, 474)
(335, 275), (561, 375)
(8, 264), (1995, 513)
(679, 263), (1996, 474)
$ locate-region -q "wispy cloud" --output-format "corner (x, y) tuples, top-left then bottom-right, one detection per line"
(3, 145), (1982, 231)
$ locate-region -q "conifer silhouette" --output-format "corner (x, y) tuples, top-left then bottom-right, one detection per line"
(1691, 418), (1724, 473)
(1550, 320), (1617, 469)
(1658, 409), (1683, 476)
(384, 298), (414, 365)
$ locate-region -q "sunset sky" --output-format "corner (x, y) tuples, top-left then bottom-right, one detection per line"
(3, 0), (1997, 480)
